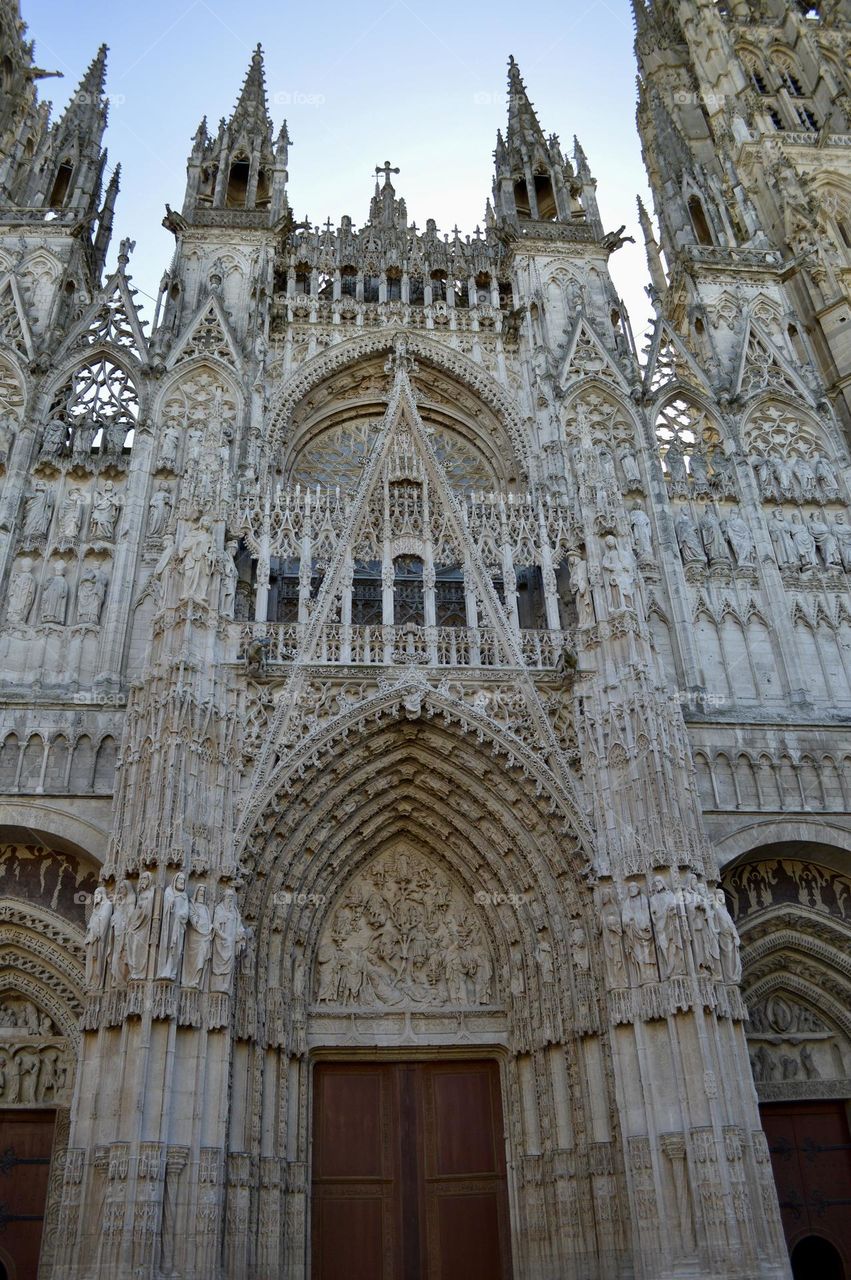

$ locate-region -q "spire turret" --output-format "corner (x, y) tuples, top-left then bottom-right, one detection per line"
(179, 44), (289, 225)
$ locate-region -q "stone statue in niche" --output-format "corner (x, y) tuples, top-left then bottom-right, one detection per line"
(569, 916), (590, 972)
(787, 511), (818, 569)
(723, 507), (754, 566)
(808, 511), (841, 570)
(219, 540), (239, 617)
(599, 884), (627, 987)
(156, 873), (189, 980)
(126, 871), (156, 981)
(568, 551), (595, 628)
(40, 562), (68, 625)
(58, 488), (85, 539)
(815, 455), (840, 500)
(91, 482), (122, 541)
(23, 482), (54, 539)
(313, 851), (496, 1009)
(85, 885), (113, 988)
(0, 411), (16, 462)
(700, 507), (729, 566)
(76, 564), (109, 624)
(71, 412), (97, 461)
(630, 506), (653, 561)
(601, 535), (635, 611)
(769, 509), (795, 568)
(182, 885), (214, 989)
(712, 890), (741, 983)
(621, 882), (657, 985)
(649, 876), (685, 979)
(7, 559), (36, 623)
(618, 446), (642, 491)
(688, 449), (712, 496)
(109, 879), (135, 984)
(40, 415), (67, 459)
(675, 508), (705, 564)
(178, 522), (216, 604)
(147, 485), (172, 538)
(210, 888), (246, 993)
(831, 513), (851, 571)
(158, 424), (180, 472)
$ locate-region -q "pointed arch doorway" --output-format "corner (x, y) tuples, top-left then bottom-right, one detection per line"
(310, 1057), (513, 1280)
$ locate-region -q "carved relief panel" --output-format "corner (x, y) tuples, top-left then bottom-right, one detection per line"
(312, 848), (497, 1011)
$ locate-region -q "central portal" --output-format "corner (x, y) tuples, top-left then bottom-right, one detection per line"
(311, 1059), (513, 1280)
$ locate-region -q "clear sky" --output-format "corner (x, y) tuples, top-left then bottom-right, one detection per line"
(22, 0), (656, 343)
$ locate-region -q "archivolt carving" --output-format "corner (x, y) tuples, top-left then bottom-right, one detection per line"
(313, 847), (497, 1009)
(267, 330), (530, 466)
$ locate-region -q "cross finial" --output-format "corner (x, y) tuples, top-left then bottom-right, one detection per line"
(376, 160), (400, 185)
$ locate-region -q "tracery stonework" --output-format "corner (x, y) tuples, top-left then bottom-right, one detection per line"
(314, 850), (496, 1009)
(1, 0), (850, 1275)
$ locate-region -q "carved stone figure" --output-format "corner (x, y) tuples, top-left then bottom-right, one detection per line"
(210, 888), (246, 993)
(630, 506), (653, 560)
(126, 871), (155, 981)
(688, 449), (711, 494)
(724, 507), (754, 565)
(40, 562), (68, 624)
(815, 455), (840, 500)
(599, 885), (627, 987)
(700, 508), (729, 565)
(665, 441), (687, 487)
(649, 877), (685, 979)
(182, 886), (214, 988)
(0, 411), (15, 462)
(23, 482), (54, 538)
(40, 415), (67, 458)
(103, 418), (127, 456)
(787, 510), (819, 569)
(749, 453), (774, 499)
(76, 564), (108, 624)
(601, 535), (635, 611)
(808, 511), (841, 570)
(179, 523), (216, 603)
(683, 873), (714, 975)
(85, 886), (113, 988)
(769, 509), (795, 567)
(219, 540), (239, 617)
(773, 456), (794, 500)
(58, 488), (85, 539)
(568, 551), (595, 628)
(71, 413), (97, 460)
(618, 446), (642, 490)
(7, 559), (36, 623)
(621, 882), (657, 985)
(158, 425), (180, 471)
(156, 873), (189, 980)
(147, 484), (172, 537)
(832, 513), (851, 571)
(110, 880), (135, 985)
(91, 481), (122, 540)
(712, 889), (741, 984)
(675, 508), (706, 563)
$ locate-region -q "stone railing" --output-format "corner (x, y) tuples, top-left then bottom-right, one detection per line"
(239, 622), (572, 670)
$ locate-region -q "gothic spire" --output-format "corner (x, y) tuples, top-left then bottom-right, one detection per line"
(505, 54), (548, 161)
(228, 44), (273, 144)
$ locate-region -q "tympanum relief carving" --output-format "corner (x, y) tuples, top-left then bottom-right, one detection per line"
(313, 850), (497, 1010)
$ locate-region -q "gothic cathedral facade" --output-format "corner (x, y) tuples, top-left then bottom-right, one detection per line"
(0, 0), (849, 1275)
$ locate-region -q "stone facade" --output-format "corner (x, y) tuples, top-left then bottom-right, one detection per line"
(0, 0), (849, 1274)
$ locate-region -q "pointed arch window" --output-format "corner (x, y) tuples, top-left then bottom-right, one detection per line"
(393, 555), (424, 626)
(48, 161), (74, 208)
(534, 173), (557, 220)
(513, 179), (531, 219)
(256, 166), (270, 207)
(225, 156), (250, 208)
(49, 356), (139, 456)
(688, 196), (714, 246)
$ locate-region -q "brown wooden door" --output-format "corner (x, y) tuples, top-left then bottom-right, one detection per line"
(0, 1109), (56, 1280)
(761, 1101), (851, 1276)
(312, 1061), (512, 1280)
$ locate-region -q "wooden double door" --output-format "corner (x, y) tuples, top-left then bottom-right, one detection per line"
(0, 1109), (56, 1280)
(311, 1060), (513, 1280)
(761, 1100), (851, 1277)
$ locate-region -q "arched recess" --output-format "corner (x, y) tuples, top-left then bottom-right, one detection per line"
(267, 330), (530, 473)
(280, 348), (523, 493)
(720, 843), (851, 1101)
(231, 711), (614, 1276)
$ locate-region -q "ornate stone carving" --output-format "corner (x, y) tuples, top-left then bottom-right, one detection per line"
(313, 849), (496, 1009)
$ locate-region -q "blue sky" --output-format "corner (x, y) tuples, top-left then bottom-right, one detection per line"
(22, 0), (656, 341)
